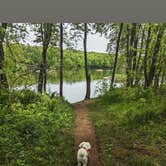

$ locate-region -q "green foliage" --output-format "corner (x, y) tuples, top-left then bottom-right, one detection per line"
(4, 44), (116, 69)
(3, 43), (126, 88)
(89, 87), (166, 166)
(101, 86), (157, 104)
(0, 90), (75, 165)
(2, 43), (128, 88)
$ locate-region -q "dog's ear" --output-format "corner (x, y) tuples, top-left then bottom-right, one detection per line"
(79, 142), (85, 148)
(87, 142), (91, 149)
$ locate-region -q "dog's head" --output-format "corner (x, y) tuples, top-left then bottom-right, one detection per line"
(79, 142), (91, 150)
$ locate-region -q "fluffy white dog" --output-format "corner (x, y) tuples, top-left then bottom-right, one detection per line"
(77, 141), (91, 166)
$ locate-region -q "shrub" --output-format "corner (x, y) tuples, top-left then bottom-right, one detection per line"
(0, 89), (40, 105)
(0, 90), (75, 165)
(101, 87), (157, 104)
(101, 88), (125, 104)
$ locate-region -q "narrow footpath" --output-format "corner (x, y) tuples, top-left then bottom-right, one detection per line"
(74, 101), (102, 166)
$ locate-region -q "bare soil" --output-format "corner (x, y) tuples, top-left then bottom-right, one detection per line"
(74, 101), (102, 166)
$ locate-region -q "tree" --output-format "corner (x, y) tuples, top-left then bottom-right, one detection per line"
(128, 23), (137, 87)
(59, 23), (63, 97)
(58, 23), (81, 97)
(0, 23), (27, 89)
(0, 23), (8, 89)
(147, 25), (165, 87)
(131, 24), (141, 86)
(126, 24), (131, 87)
(111, 23), (123, 86)
(35, 23), (76, 94)
(84, 23), (91, 99)
(36, 23), (53, 93)
(144, 24), (152, 88)
(69, 23), (94, 99)
(135, 25), (145, 86)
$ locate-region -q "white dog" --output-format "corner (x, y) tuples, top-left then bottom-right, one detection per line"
(77, 142), (91, 166)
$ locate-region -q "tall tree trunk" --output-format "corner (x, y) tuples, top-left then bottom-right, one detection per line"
(59, 23), (63, 97)
(38, 63), (44, 93)
(135, 27), (145, 86)
(129, 23), (137, 86)
(147, 25), (164, 87)
(38, 23), (52, 93)
(84, 23), (90, 99)
(144, 25), (151, 88)
(43, 48), (47, 92)
(38, 24), (44, 93)
(38, 46), (47, 93)
(161, 70), (165, 86)
(154, 66), (162, 90)
(0, 23), (8, 89)
(131, 24), (140, 86)
(132, 37), (139, 72)
(111, 23), (123, 86)
(126, 23), (137, 87)
(126, 24), (130, 87)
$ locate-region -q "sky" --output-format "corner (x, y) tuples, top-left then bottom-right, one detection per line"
(25, 25), (109, 53)
(76, 33), (109, 53)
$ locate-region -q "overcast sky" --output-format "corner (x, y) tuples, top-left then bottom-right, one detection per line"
(25, 26), (109, 53)
(77, 33), (109, 53)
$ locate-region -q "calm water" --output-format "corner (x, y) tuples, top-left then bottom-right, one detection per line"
(15, 69), (121, 103)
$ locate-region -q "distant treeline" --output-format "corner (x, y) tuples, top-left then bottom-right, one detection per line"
(4, 44), (126, 72)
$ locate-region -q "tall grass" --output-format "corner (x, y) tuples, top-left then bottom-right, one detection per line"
(89, 85), (166, 166)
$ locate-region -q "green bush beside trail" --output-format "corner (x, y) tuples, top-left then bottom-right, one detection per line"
(89, 86), (166, 166)
(0, 90), (75, 166)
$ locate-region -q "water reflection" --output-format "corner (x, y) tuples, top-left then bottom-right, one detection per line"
(15, 69), (122, 103)
(16, 79), (121, 103)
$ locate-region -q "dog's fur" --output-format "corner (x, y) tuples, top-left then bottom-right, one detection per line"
(77, 142), (91, 166)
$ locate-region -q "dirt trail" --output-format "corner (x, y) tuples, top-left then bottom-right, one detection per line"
(74, 101), (102, 166)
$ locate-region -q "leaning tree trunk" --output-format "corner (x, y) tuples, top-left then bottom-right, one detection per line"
(111, 23), (123, 86)
(147, 26), (164, 87)
(84, 23), (90, 99)
(59, 23), (63, 97)
(0, 23), (8, 89)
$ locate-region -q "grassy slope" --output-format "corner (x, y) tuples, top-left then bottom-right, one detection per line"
(0, 90), (75, 166)
(89, 87), (166, 166)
